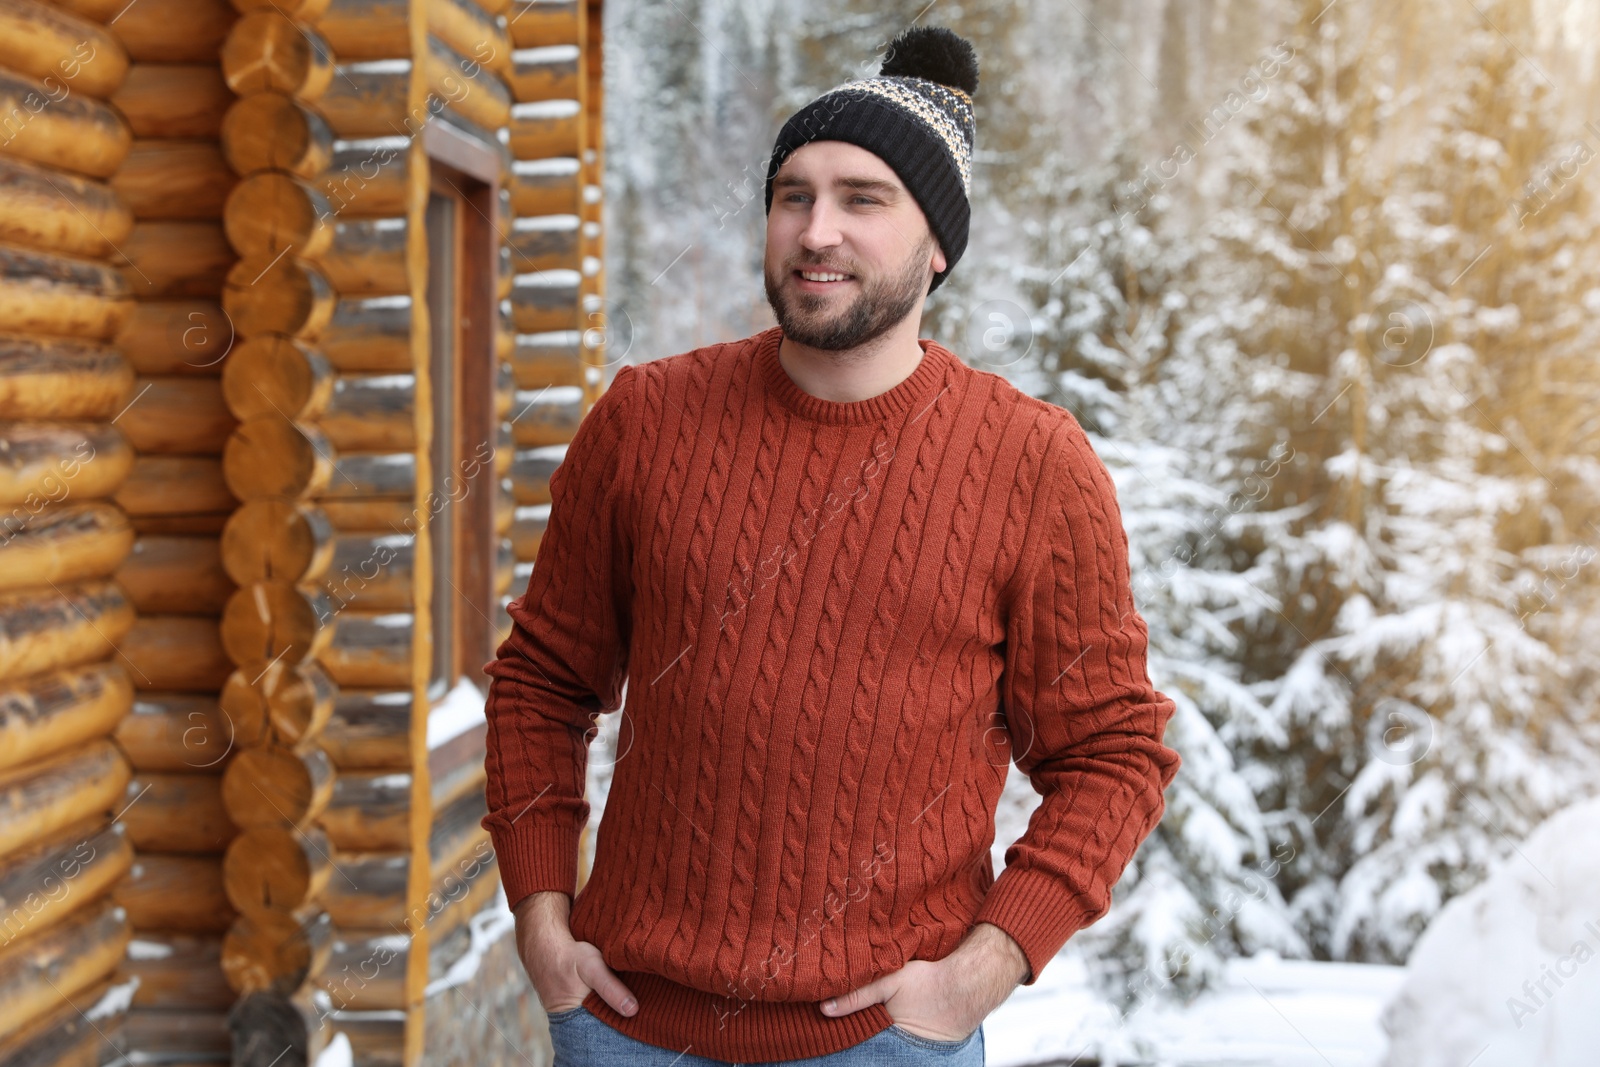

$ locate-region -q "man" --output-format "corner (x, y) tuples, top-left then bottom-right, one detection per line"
(483, 25), (1180, 1066)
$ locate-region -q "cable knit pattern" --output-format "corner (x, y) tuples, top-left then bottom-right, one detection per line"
(482, 325), (1180, 1063)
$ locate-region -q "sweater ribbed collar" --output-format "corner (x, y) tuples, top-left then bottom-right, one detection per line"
(755, 325), (951, 427)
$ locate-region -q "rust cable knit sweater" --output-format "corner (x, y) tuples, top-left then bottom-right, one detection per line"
(483, 325), (1179, 1062)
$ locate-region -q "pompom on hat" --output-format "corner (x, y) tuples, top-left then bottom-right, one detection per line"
(763, 26), (979, 294)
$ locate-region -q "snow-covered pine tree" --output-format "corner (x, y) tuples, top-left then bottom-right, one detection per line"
(969, 141), (1306, 1009)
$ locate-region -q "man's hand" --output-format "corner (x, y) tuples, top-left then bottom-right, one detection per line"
(512, 890), (639, 1017)
(817, 923), (1029, 1041)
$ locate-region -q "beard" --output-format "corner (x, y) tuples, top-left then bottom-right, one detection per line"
(763, 232), (933, 352)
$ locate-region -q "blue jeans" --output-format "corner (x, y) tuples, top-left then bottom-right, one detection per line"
(546, 1005), (984, 1066)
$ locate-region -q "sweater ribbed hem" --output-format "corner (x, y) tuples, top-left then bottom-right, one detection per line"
(487, 815), (581, 909)
(582, 970), (893, 1062)
(756, 325), (953, 426)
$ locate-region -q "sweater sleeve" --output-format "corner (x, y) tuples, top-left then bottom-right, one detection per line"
(481, 363), (640, 910)
(972, 417), (1180, 985)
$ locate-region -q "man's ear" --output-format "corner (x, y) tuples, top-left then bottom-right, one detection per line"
(931, 237), (948, 276)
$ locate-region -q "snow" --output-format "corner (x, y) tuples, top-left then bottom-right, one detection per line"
(427, 676), (487, 751)
(86, 976), (139, 1020)
(1378, 797), (1600, 1067)
(421, 884), (518, 998)
(989, 952), (1404, 1067)
(312, 1033), (352, 1067)
(126, 939), (173, 960)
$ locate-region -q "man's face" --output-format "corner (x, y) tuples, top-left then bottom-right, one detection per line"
(764, 141), (947, 352)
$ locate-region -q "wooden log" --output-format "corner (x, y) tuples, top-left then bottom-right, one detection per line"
(495, 421), (514, 478)
(428, 787), (486, 879)
(115, 614), (235, 692)
(322, 532), (412, 612)
(323, 218), (409, 296)
(111, 141), (233, 221)
(114, 377), (237, 455)
(115, 300), (234, 376)
(220, 91), (333, 179)
(319, 769), (408, 851)
(111, 64), (235, 139)
(0, 422), (130, 509)
(108, 0), (235, 64)
(0, 501), (132, 592)
(318, 499), (414, 532)
(222, 415), (334, 507)
(0, 739), (128, 862)
(120, 1007), (231, 1060)
(510, 269), (581, 333)
(0, 244), (132, 341)
(314, 0), (407, 59)
(122, 933), (234, 1010)
(220, 742), (333, 831)
(509, 384), (581, 447)
(113, 692), (234, 772)
(427, 35), (511, 133)
(510, 330), (582, 387)
(220, 498), (334, 586)
(113, 853), (234, 934)
(0, 0), (129, 98)
(220, 336), (332, 424)
(0, 974), (131, 1067)
(218, 658), (333, 749)
(0, 335), (132, 421)
(0, 69), (131, 179)
(316, 60), (411, 139)
(227, 989), (329, 1067)
(221, 904), (332, 995)
(223, 172), (333, 262)
(509, 157), (580, 216)
(0, 156), (131, 260)
(495, 359), (514, 420)
(221, 254), (334, 339)
(320, 688), (409, 770)
(432, 0), (511, 72)
(510, 503), (547, 561)
(317, 928), (408, 1010)
(113, 534), (234, 615)
(221, 10), (334, 99)
(0, 580), (134, 683)
(509, 98), (580, 159)
(321, 295), (412, 372)
(507, 0), (580, 48)
(222, 825), (332, 917)
(321, 453), (415, 500)
(318, 611), (410, 689)
(509, 43), (578, 102)
(112, 455), (237, 518)
(0, 899), (129, 1043)
(321, 849), (405, 928)
(0, 821), (130, 950)
(230, 0), (332, 17)
(0, 661), (130, 773)
(219, 580), (334, 668)
(427, 849), (497, 946)
(509, 214), (580, 273)
(428, 707), (484, 811)
(116, 220), (235, 299)
(321, 373), (414, 451)
(508, 445), (558, 505)
(496, 480), (517, 540)
(120, 771), (235, 854)
(321, 137), (410, 219)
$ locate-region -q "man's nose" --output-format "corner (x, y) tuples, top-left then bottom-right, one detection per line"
(799, 198), (844, 250)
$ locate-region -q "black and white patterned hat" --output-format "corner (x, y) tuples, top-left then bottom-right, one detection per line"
(764, 26), (980, 294)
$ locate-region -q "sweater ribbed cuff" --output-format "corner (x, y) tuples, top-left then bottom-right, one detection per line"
(972, 865), (1097, 986)
(488, 815), (582, 910)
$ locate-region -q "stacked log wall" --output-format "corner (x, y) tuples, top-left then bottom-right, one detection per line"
(94, 0), (245, 1058)
(0, 0), (147, 1058)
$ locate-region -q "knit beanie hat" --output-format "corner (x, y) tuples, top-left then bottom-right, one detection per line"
(763, 26), (979, 294)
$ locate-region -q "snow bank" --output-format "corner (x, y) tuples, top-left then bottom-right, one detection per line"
(1380, 795), (1600, 1067)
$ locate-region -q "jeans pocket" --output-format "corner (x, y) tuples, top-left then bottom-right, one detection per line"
(887, 1024), (977, 1052)
(546, 1005), (589, 1025)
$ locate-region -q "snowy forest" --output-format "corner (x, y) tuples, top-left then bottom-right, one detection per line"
(589, 0), (1600, 1025)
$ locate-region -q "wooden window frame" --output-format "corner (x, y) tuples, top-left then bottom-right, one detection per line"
(424, 122), (501, 700)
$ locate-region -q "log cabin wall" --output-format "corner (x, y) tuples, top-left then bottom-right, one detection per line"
(100, 0), (245, 1059)
(0, 0), (144, 1059)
